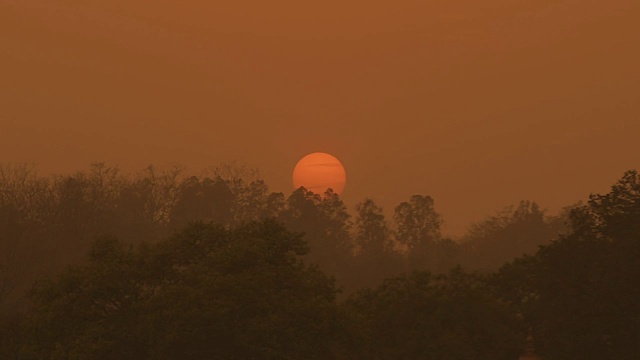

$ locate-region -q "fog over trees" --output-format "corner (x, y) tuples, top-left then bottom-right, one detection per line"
(1, 162), (639, 359)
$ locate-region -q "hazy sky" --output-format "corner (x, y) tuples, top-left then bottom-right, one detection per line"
(2, 0), (639, 235)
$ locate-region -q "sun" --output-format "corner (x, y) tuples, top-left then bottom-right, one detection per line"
(292, 152), (346, 195)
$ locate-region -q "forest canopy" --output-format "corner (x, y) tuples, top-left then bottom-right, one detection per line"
(1, 163), (639, 359)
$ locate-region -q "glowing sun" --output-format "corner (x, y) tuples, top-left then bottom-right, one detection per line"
(293, 152), (346, 195)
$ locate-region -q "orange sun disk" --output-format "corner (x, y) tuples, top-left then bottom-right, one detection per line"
(292, 152), (346, 195)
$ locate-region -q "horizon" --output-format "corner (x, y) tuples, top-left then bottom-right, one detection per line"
(3, 1), (637, 237)
(2, 160), (623, 238)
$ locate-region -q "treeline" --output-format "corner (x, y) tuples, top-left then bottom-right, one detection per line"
(0, 162), (564, 312)
(1, 169), (639, 359)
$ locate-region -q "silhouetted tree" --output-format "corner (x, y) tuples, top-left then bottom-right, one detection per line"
(280, 188), (353, 281)
(353, 199), (401, 288)
(263, 191), (285, 219)
(393, 195), (442, 271)
(142, 165), (183, 225)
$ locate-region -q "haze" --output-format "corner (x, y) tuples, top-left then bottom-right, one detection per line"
(1, 0), (638, 235)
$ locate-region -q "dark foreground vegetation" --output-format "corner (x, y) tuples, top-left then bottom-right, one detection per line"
(1, 163), (639, 359)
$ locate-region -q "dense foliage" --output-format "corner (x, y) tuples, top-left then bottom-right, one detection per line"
(7, 220), (340, 359)
(344, 269), (522, 359)
(494, 170), (640, 359)
(1, 163), (639, 359)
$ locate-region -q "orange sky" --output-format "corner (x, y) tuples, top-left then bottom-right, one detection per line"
(1, 0), (639, 235)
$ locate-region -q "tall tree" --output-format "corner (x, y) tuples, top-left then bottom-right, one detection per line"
(355, 199), (390, 255)
(280, 188), (353, 281)
(353, 199), (401, 288)
(393, 195), (442, 271)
